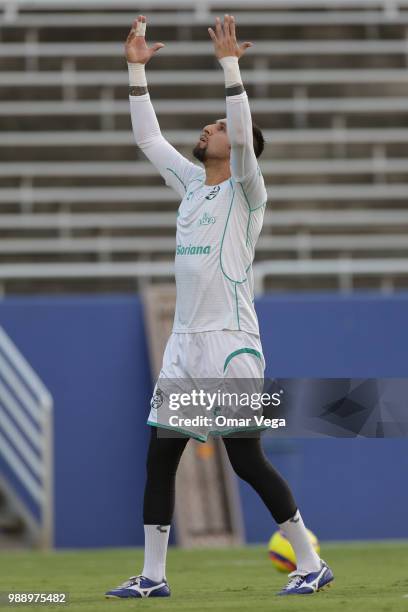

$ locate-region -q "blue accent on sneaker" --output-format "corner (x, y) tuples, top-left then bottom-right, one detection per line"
(105, 575), (170, 599)
(277, 560), (334, 595)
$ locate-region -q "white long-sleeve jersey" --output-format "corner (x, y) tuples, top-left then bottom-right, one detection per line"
(129, 91), (267, 335)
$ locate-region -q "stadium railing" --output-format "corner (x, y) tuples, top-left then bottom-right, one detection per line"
(2, 40), (407, 58)
(1, 184), (407, 206)
(1, 0), (407, 292)
(253, 258), (408, 293)
(0, 258), (407, 293)
(0, 327), (54, 548)
(2, 10), (408, 27)
(1, 0), (408, 10)
(0, 234), (407, 257)
(3, 128), (408, 147)
(2, 158), (408, 178)
(2, 98), (408, 116)
(2, 210), (408, 230)
(3, 69), (408, 87)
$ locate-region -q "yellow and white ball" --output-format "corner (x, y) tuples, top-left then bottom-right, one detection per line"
(268, 529), (320, 572)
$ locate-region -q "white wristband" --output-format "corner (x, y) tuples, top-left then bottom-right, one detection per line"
(219, 56), (242, 88)
(128, 62), (147, 87)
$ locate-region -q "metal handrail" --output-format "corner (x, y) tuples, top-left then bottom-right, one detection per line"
(1, 40), (407, 57)
(2, 209), (408, 229)
(253, 257), (408, 293)
(1, 0), (408, 9)
(0, 327), (53, 548)
(3, 128), (408, 147)
(1, 10), (408, 27)
(2, 158), (408, 177)
(1, 97), (408, 116)
(2, 69), (408, 87)
(1, 183), (408, 206)
(0, 233), (407, 255)
(0, 259), (407, 293)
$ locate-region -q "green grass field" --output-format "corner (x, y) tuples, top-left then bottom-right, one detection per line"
(1, 542), (408, 611)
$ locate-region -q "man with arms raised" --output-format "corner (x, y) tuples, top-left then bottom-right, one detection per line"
(105, 14), (334, 599)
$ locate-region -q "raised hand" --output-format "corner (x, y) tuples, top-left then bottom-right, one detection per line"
(208, 14), (252, 60)
(125, 15), (164, 64)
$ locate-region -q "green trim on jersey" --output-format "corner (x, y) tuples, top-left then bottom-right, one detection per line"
(221, 179), (266, 330)
(239, 180), (267, 212)
(223, 347), (263, 373)
(245, 209), (252, 248)
(239, 181), (267, 277)
(240, 182), (252, 211)
(166, 167), (186, 191)
(147, 419), (266, 442)
(219, 180), (248, 285)
(186, 176), (205, 200)
(234, 283), (240, 330)
(211, 424), (268, 436)
(245, 201), (267, 273)
(251, 200), (268, 212)
(147, 420), (207, 443)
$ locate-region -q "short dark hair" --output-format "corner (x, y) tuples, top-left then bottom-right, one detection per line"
(252, 122), (265, 158)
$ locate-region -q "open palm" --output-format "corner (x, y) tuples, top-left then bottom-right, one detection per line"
(208, 14), (252, 60)
(125, 15), (164, 64)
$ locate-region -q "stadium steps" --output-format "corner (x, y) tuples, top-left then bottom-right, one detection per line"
(1, 129), (408, 166)
(2, 158), (408, 178)
(1, 234), (408, 270)
(1, 39), (408, 58)
(0, 0), (408, 292)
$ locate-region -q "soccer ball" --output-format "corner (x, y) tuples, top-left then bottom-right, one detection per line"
(268, 529), (320, 572)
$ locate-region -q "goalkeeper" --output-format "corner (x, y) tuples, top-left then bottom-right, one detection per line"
(105, 14), (334, 599)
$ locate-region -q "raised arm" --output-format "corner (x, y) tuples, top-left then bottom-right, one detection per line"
(125, 16), (203, 197)
(208, 15), (266, 201)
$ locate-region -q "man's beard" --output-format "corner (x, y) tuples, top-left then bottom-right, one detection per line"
(192, 143), (207, 163)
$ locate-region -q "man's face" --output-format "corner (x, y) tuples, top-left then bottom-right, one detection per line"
(192, 118), (230, 163)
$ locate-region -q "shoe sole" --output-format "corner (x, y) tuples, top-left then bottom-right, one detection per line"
(318, 579), (334, 593)
(105, 593), (171, 599)
(277, 579), (334, 596)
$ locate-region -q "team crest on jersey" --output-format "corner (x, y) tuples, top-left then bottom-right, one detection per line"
(198, 212), (216, 226)
(150, 388), (164, 411)
(205, 185), (221, 200)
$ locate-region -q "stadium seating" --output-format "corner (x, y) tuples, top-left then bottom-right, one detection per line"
(1, 0), (408, 293)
